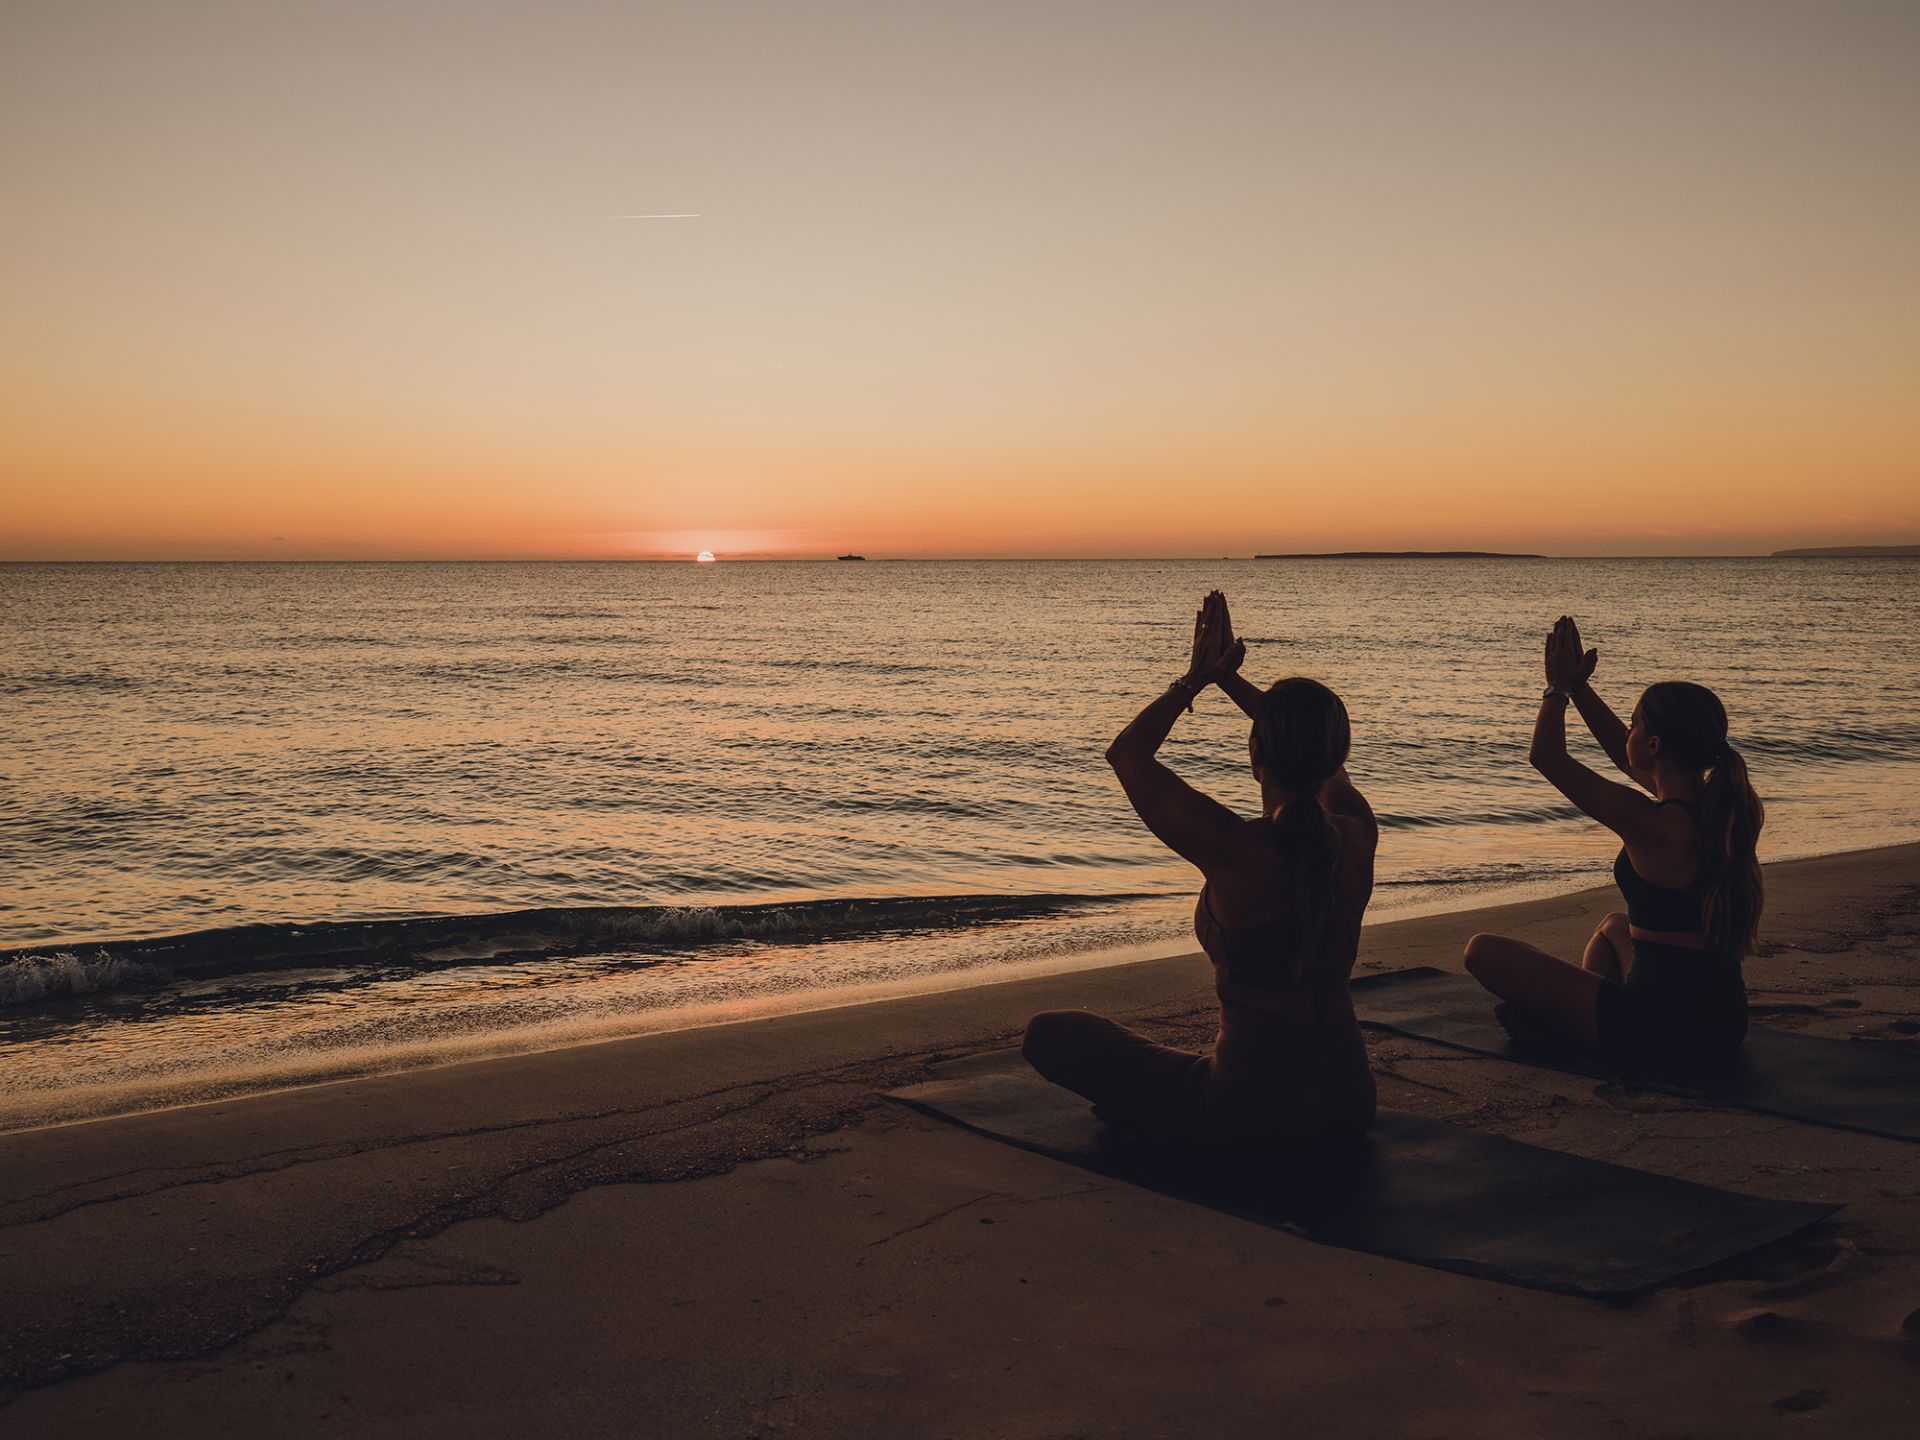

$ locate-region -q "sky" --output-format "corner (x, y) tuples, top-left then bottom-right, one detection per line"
(2, 0), (1916, 559)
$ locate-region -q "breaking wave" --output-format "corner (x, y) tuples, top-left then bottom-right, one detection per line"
(0, 892), (1140, 1008)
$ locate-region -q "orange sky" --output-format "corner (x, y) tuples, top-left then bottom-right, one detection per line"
(3, 2), (1916, 559)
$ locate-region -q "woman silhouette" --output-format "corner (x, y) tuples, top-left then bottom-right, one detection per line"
(1023, 591), (1378, 1154)
(1463, 616), (1764, 1059)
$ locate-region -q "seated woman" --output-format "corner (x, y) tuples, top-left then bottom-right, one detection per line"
(1023, 591), (1378, 1156)
(1463, 616), (1764, 1061)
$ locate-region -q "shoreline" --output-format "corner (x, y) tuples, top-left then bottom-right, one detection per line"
(3, 840), (1917, 1430)
(7, 836), (1919, 1138)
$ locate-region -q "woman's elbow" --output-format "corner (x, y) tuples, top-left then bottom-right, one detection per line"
(1105, 747), (1156, 788)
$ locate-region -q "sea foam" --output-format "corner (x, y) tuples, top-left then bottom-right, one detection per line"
(0, 951), (166, 1006)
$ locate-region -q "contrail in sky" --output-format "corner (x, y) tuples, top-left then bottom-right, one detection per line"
(612, 213), (701, 219)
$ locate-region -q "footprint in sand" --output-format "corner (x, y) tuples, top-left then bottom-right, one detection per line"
(1753, 1239), (1871, 1302)
(1770, 1389), (1830, 1414)
(1727, 1307), (1791, 1339)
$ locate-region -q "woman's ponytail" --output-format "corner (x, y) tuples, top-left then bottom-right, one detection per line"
(1639, 682), (1765, 956)
(1696, 740), (1765, 956)
(1268, 790), (1340, 976)
(1252, 678), (1351, 979)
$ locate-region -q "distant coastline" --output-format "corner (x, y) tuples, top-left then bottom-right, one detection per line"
(1253, 550), (1545, 560)
(12, 548), (1920, 563)
(1771, 544), (1920, 558)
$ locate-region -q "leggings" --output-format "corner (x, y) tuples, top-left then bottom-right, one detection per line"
(1594, 939), (1748, 1061)
(1021, 1010), (1213, 1146)
(1020, 1008), (1373, 1156)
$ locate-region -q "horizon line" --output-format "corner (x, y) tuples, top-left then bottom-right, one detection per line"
(5, 552), (1915, 565)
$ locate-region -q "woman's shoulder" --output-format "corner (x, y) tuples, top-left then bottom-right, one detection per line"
(1328, 808), (1379, 856)
(1649, 797), (1700, 847)
(1626, 799), (1702, 887)
(1231, 804), (1373, 867)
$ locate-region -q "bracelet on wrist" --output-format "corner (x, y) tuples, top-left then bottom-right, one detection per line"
(1169, 675), (1201, 711)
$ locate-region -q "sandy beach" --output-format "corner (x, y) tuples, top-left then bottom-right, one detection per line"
(3, 842), (1917, 1437)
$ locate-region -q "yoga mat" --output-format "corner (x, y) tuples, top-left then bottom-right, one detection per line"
(885, 1052), (1836, 1299)
(1352, 966), (1920, 1143)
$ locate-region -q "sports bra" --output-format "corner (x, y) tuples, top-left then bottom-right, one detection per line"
(1614, 799), (1706, 933)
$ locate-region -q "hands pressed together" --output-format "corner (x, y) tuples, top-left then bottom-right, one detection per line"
(1184, 590), (1245, 688)
(1544, 615), (1599, 692)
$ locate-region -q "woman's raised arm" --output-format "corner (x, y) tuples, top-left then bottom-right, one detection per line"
(1531, 617), (1663, 842)
(1558, 617), (1655, 791)
(1105, 592), (1249, 873)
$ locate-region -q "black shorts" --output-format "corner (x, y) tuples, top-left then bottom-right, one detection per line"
(1594, 939), (1748, 1062)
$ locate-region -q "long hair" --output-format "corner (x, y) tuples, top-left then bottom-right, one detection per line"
(1638, 681), (1765, 955)
(1251, 678), (1352, 965)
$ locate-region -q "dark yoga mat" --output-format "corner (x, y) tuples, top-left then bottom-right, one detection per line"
(1351, 966), (1920, 1143)
(885, 1052), (1836, 1299)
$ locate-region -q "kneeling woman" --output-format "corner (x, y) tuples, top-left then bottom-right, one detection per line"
(1023, 591), (1378, 1156)
(1464, 616), (1764, 1060)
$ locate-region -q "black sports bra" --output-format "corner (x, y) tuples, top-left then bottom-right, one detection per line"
(1614, 799), (1705, 932)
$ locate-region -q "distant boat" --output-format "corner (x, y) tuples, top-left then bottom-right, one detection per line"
(836, 554), (867, 561)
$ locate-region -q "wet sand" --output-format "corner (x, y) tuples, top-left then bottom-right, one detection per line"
(3, 843), (1917, 1436)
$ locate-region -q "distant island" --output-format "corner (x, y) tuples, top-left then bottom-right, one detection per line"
(836, 553), (867, 561)
(1771, 544), (1920, 558)
(1254, 550), (1544, 560)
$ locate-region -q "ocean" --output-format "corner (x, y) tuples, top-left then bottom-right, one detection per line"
(3, 558), (1917, 1129)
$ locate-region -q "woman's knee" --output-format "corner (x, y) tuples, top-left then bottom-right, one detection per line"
(1021, 1010), (1084, 1071)
(1596, 910), (1630, 943)
(1462, 932), (1502, 978)
(1465, 933), (1540, 992)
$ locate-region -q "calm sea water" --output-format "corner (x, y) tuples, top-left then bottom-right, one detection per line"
(4, 559), (1918, 1128)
